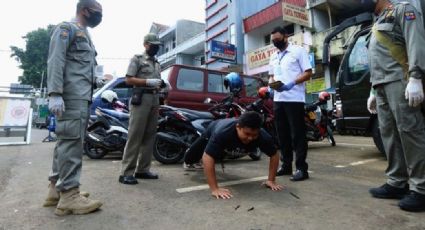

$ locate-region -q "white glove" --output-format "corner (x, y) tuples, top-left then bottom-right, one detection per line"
(367, 94), (377, 114)
(48, 95), (65, 117)
(405, 78), (424, 107)
(146, 79), (162, 88)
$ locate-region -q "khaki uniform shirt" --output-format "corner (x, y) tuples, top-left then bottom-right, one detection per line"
(47, 21), (97, 101)
(126, 53), (161, 89)
(369, 1), (425, 87)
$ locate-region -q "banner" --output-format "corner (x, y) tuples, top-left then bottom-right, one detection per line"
(306, 78), (326, 93)
(246, 45), (277, 70)
(282, 2), (310, 27)
(210, 40), (237, 62)
(0, 98), (31, 126)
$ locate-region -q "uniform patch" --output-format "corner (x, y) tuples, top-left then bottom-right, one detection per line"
(76, 31), (86, 38)
(405, 11), (416, 21)
(59, 29), (69, 40)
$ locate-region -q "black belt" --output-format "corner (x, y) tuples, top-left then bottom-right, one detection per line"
(141, 88), (158, 94)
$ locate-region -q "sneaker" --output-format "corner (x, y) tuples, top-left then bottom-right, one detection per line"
(369, 183), (409, 199)
(399, 191), (425, 212)
(183, 162), (203, 171)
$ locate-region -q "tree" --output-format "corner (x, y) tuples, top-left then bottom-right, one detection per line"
(10, 25), (54, 88)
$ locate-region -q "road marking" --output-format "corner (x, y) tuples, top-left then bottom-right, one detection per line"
(177, 171), (315, 193)
(176, 176), (268, 193)
(334, 158), (380, 168)
(311, 142), (376, 147)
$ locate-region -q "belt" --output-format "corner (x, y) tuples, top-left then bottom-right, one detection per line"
(142, 88), (158, 94)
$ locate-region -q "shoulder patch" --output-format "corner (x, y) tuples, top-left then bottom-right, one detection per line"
(405, 11), (416, 21)
(59, 30), (69, 40)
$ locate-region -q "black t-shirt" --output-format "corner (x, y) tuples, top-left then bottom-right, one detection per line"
(203, 118), (276, 160)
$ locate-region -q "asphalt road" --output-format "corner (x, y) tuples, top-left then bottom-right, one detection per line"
(0, 129), (424, 230)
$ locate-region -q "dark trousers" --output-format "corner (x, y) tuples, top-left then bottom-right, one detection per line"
(184, 136), (208, 164)
(274, 102), (308, 171)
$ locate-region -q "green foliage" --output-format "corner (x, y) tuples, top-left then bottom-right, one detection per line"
(10, 25), (55, 88)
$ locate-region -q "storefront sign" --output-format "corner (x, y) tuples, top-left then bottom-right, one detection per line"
(210, 40), (237, 62)
(246, 45), (277, 70)
(282, 2), (310, 27)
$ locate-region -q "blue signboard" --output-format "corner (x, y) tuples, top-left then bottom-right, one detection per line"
(210, 40), (236, 63)
(308, 52), (315, 68)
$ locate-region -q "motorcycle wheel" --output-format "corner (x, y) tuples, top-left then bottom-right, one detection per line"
(84, 141), (109, 159)
(327, 125), (336, 146)
(153, 131), (186, 164)
(249, 148), (262, 161)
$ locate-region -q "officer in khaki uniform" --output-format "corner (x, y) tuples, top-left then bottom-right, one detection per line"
(364, 0), (425, 212)
(119, 33), (163, 185)
(44, 0), (103, 216)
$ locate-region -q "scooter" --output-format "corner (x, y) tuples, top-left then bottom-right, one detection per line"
(304, 92), (336, 146)
(154, 93), (247, 164)
(84, 97), (129, 159)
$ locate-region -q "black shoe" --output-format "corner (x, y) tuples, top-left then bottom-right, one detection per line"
(135, 171), (159, 179)
(276, 166), (292, 176)
(119, 175), (138, 185)
(369, 183), (408, 199)
(399, 191), (425, 212)
(290, 170), (309, 181)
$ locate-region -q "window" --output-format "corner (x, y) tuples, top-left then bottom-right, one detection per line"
(208, 73), (229, 93)
(264, 34), (271, 45)
(113, 81), (133, 99)
(176, 68), (204, 91)
(244, 77), (261, 97)
(346, 34), (369, 84)
(230, 24), (236, 45)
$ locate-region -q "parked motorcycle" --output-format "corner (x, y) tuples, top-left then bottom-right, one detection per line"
(154, 92), (245, 164)
(84, 90), (129, 159)
(304, 91), (336, 146)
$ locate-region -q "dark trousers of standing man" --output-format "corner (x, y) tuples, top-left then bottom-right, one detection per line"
(274, 102), (308, 171)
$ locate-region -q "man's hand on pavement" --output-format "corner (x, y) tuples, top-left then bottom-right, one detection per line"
(211, 188), (233, 199)
(263, 181), (284, 191)
(48, 95), (65, 117)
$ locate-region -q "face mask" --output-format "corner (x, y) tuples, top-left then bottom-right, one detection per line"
(146, 45), (159, 56)
(360, 0), (378, 13)
(273, 39), (287, 50)
(85, 9), (102, 28)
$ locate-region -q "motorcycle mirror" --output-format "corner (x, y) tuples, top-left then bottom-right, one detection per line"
(204, 98), (218, 104)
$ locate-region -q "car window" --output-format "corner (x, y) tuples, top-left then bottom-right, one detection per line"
(208, 73), (229, 94)
(112, 81), (132, 98)
(176, 68), (204, 92)
(346, 34), (369, 84)
(244, 77), (260, 97)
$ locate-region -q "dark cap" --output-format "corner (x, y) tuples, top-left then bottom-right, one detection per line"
(144, 33), (162, 45)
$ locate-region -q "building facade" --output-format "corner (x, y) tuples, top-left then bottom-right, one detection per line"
(151, 20), (206, 69)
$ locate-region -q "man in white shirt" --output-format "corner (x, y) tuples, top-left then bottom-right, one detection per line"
(268, 26), (312, 181)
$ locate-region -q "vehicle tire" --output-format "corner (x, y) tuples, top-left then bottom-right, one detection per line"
(249, 148), (262, 161)
(153, 131), (186, 164)
(371, 119), (386, 156)
(327, 125), (336, 146)
(84, 141), (108, 159)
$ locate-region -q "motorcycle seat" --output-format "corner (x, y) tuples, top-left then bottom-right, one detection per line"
(179, 108), (215, 120)
(101, 109), (130, 121)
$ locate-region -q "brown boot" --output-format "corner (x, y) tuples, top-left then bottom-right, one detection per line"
(54, 188), (102, 216)
(43, 183), (90, 207)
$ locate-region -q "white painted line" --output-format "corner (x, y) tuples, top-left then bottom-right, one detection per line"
(336, 143), (376, 148)
(177, 171), (315, 193)
(176, 176), (268, 193)
(334, 158), (380, 168)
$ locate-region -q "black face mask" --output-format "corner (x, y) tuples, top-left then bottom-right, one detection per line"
(273, 39), (287, 50)
(360, 0), (377, 13)
(85, 9), (102, 28)
(146, 45), (160, 57)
